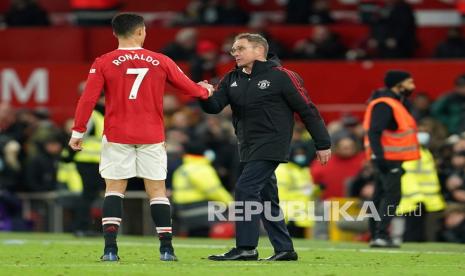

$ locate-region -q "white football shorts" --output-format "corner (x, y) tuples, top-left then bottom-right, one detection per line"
(99, 136), (167, 180)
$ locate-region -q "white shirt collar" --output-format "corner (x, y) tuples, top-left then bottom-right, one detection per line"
(118, 47), (143, 50)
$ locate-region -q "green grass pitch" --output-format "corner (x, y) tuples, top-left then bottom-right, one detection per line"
(0, 232), (464, 275)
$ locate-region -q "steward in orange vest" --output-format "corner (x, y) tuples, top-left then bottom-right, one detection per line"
(362, 70), (420, 248)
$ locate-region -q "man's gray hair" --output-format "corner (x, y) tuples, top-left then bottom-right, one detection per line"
(234, 33), (269, 56)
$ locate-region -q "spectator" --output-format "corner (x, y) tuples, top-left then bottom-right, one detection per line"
(5, 0), (49, 27)
(292, 25), (346, 60)
(24, 108), (57, 160)
(431, 74), (465, 135)
(0, 135), (29, 231)
(165, 128), (189, 190)
(309, 0), (334, 25)
(198, 0), (222, 25)
(441, 204), (465, 243)
(397, 131), (446, 242)
(331, 114), (365, 149)
(195, 112), (238, 191)
(276, 142), (316, 238)
(0, 190), (26, 231)
(285, 0), (312, 24)
(0, 103), (20, 141)
(162, 28), (198, 61)
(170, 107), (200, 139)
(363, 0), (417, 58)
(163, 94), (181, 119)
(381, 0), (417, 58)
(410, 92), (432, 122)
(218, 0), (249, 25)
(172, 142), (233, 237)
(170, 0), (203, 26)
(25, 131), (63, 192)
(336, 162), (376, 237)
(311, 135), (365, 199)
(249, 19), (289, 59)
(443, 138), (465, 204)
(434, 27), (465, 59)
(348, 162), (376, 202)
(415, 118), (448, 160)
(190, 40), (220, 83)
(218, 33), (237, 64)
(0, 137), (21, 191)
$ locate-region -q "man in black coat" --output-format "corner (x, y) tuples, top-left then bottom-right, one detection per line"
(199, 33), (331, 261)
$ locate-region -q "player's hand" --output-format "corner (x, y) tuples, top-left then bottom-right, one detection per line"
(198, 80), (214, 97)
(68, 137), (83, 151)
(316, 149), (331, 165)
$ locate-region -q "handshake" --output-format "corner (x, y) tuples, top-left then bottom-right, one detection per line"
(198, 80), (215, 97)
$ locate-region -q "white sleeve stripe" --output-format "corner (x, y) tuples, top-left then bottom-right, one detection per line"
(71, 131), (85, 139)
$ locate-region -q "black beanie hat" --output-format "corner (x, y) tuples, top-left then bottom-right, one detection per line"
(384, 70), (411, 88)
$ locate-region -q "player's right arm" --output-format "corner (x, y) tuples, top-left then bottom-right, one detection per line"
(162, 55), (212, 99)
(198, 77), (230, 114)
(69, 58), (104, 150)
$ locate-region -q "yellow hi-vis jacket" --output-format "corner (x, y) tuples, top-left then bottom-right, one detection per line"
(172, 155), (233, 205)
(57, 150), (83, 193)
(396, 147), (446, 215)
(276, 162), (314, 227)
(73, 110), (104, 163)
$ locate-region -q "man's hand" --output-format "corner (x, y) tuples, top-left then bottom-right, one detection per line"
(372, 158), (404, 174)
(316, 149), (331, 165)
(68, 137), (83, 151)
(198, 80), (214, 97)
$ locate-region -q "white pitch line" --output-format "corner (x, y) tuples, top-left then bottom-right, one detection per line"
(0, 263), (462, 268)
(2, 239), (465, 256)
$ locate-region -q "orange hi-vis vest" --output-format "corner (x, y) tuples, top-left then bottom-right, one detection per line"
(363, 97), (420, 161)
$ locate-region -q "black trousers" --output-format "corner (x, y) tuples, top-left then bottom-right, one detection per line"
(235, 160), (294, 252)
(369, 161), (403, 240)
(75, 162), (104, 232)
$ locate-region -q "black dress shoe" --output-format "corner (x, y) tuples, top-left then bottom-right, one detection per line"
(260, 251), (298, 261)
(208, 248), (258, 261)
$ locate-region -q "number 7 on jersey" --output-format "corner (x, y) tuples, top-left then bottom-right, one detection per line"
(126, 68), (149, 99)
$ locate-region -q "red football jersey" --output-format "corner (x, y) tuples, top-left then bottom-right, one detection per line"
(72, 47), (209, 144)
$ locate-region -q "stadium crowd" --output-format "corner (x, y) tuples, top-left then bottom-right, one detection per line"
(1, 0), (465, 244)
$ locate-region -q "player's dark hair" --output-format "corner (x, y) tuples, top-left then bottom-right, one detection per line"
(111, 13), (145, 37)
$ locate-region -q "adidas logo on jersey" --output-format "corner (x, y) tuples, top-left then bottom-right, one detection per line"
(231, 81), (238, 87)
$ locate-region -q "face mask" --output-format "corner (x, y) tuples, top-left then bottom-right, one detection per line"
(417, 132), (430, 146)
(204, 149), (216, 162)
(293, 154), (307, 166)
(400, 87), (414, 97)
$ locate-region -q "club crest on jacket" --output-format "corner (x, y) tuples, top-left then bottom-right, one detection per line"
(257, 80), (270, 90)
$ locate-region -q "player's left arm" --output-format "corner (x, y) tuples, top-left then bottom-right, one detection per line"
(280, 70), (331, 164)
(69, 59), (104, 151)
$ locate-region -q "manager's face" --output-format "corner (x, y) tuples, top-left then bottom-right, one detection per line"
(230, 38), (262, 68)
